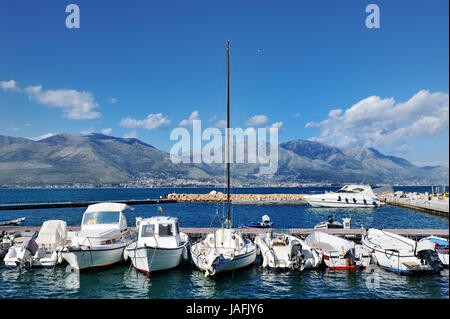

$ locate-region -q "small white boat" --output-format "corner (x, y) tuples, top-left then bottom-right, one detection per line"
(304, 184), (382, 208)
(0, 217), (25, 226)
(190, 227), (257, 277)
(60, 203), (136, 271)
(124, 216), (189, 274)
(306, 231), (371, 270)
(4, 220), (67, 268)
(314, 216), (351, 230)
(419, 236), (449, 268)
(361, 229), (443, 274)
(255, 230), (321, 270)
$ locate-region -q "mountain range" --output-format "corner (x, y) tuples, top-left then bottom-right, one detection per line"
(0, 133), (447, 186)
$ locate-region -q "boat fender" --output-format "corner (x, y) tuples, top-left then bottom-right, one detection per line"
(363, 199), (367, 205)
(123, 249), (129, 261)
(337, 196), (341, 201)
(285, 238), (289, 246)
(345, 198), (349, 203)
(372, 201), (377, 206)
(353, 198), (357, 203)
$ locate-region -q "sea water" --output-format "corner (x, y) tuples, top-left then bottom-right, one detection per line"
(0, 187), (448, 299)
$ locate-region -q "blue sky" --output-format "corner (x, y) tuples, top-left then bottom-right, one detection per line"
(0, 0), (448, 166)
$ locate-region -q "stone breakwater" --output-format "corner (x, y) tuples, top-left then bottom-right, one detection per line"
(167, 191), (305, 202)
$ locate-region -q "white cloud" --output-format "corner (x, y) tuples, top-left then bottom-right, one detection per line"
(28, 132), (56, 141)
(215, 120), (227, 128)
(179, 111), (200, 126)
(25, 85), (102, 120)
(6, 125), (19, 131)
(81, 126), (95, 135)
(120, 113), (170, 130)
(394, 144), (413, 154)
(270, 121), (285, 133)
(101, 128), (112, 135)
(293, 113), (301, 118)
(1, 80), (18, 91)
(123, 130), (138, 138)
(108, 97), (117, 104)
(245, 114), (268, 126)
(413, 160), (449, 168)
(305, 90), (449, 149)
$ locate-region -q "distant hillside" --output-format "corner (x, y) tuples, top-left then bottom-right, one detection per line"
(0, 133), (447, 186)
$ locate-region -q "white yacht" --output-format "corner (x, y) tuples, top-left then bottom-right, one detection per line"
(189, 40), (257, 277)
(304, 184), (382, 208)
(306, 231), (371, 270)
(256, 230), (321, 270)
(361, 228), (443, 274)
(60, 203), (136, 271)
(4, 220), (67, 268)
(124, 216), (189, 274)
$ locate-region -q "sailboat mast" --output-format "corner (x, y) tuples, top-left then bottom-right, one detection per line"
(226, 39), (231, 229)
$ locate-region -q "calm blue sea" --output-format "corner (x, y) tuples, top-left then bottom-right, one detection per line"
(0, 187), (448, 299)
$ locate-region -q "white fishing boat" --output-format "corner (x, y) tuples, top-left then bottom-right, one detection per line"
(255, 230), (322, 270)
(124, 216), (189, 274)
(306, 231), (371, 270)
(314, 216), (351, 230)
(419, 236), (449, 268)
(361, 228), (443, 274)
(60, 203), (136, 271)
(4, 220), (67, 268)
(304, 184), (382, 208)
(189, 40), (257, 277)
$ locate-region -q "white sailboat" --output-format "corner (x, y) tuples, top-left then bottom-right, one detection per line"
(124, 216), (190, 274)
(256, 230), (322, 270)
(361, 228), (443, 273)
(4, 220), (67, 268)
(306, 231), (371, 270)
(304, 184), (382, 208)
(60, 202), (136, 271)
(190, 40), (257, 277)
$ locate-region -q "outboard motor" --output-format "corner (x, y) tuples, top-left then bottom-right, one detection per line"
(328, 216), (333, 224)
(17, 238), (39, 269)
(417, 249), (443, 273)
(290, 241), (305, 270)
(344, 248), (358, 267)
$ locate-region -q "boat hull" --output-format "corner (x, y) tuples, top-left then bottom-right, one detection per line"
(306, 198), (379, 208)
(190, 246), (257, 276)
(125, 243), (188, 273)
(61, 244), (126, 271)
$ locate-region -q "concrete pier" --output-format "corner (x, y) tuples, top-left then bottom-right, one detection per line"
(381, 194), (449, 217)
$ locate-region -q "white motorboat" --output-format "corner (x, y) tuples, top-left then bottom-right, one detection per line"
(304, 184), (382, 208)
(189, 40), (257, 277)
(419, 236), (449, 268)
(4, 220), (67, 268)
(60, 203), (136, 271)
(314, 216), (351, 230)
(124, 216), (189, 274)
(361, 228), (443, 274)
(306, 231), (371, 270)
(255, 230), (321, 270)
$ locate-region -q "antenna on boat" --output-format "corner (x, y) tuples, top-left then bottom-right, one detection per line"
(225, 39), (231, 229)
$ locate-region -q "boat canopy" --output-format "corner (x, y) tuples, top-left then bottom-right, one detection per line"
(85, 203), (133, 213)
(35, 220), (67, 250)
(336, 184), (374, 194)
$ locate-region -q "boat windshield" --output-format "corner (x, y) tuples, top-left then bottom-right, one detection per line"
(159, 223), (174, 236)
(141, 224), (155, 237)
(82, 211), (120, 225)
(337, 188), (365, 193)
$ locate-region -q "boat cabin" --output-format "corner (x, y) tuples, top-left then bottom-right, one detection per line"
(81, 203), (131, 232)
(137, 216), (182, 248)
